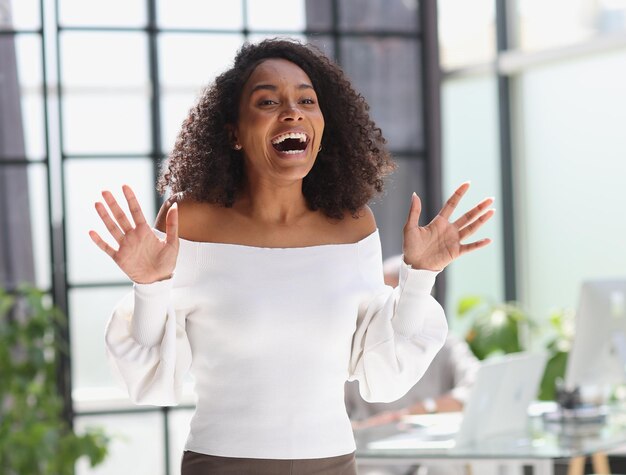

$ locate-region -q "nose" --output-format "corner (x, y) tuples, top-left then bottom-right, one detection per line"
(279, 103), (304, 122)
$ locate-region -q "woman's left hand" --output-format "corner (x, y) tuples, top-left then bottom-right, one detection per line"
(402, 182), (495, 271)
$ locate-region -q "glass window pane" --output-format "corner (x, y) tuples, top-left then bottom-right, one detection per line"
(0, 34), (26, 160)
(13, 35), (45, 160)
(65, 158), (157, 285)
(59, 0), (146, 27)
(61, 29), (150, 154)
(29, 164), (51, 289)
(20, 93), (45, 160)
(0, 163), (50, 289)
(15, 34), (42, 88)
(305, 0), (333, 30)
(340, 38), (423, 151)
(62, 94), (150, 155)
(306, 35), (335, 61)
(70, 285), (133, 407)
(4, 0), (40, 30)
(159, 34), (244, 89)
(61, 32), (148, 88)
(161, 92), (198, 154)
(441, 75), (503, 328)
(438, 0), (496, 69)
(339, 0), (419, 32)
(168, 409), (195, 475)
(75, 412), (165, 475)
(516, 50), (626, 319)
(246, 0), (306, 31)
(515, 0), (626, 51)
(157, 0), (243, 29)
(370, 157), (426, 259)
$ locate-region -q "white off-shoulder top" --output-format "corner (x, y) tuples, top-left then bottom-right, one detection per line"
(104, 229), (447, 459)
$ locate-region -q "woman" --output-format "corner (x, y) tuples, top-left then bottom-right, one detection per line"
(90, 39), (494, 474)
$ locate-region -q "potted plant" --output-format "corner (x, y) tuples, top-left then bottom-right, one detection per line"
(0, 285), (109, 475)
(457, 295), (569, 401)
(457, 295), (535, 360)
(536, 307), (574, 401)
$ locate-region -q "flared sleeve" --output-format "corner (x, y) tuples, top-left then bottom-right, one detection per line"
(104, 237), (195, 406)
(348, 239), (448, 403)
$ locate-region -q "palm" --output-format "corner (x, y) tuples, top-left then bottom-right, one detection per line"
(404, 217), (460, 270)
(89, 185), (179, 284)
(403, 183), (494, 271)
(113, 222), (178, 283)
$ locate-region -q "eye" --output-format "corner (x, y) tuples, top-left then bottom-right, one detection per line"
(258, 99), (278, 106)
(300, 98), (316, 105)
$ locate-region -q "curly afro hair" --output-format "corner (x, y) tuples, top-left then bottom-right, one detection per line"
(158, 37), (395, 220)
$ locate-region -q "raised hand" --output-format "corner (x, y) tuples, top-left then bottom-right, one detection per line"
(89, 185), (179, 284)
(402, 182), (494, 271)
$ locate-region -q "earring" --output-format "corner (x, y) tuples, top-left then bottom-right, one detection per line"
(234, 144), (242, 150)
(318, 145), (323, 153)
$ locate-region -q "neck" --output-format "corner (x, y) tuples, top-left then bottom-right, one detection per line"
(237, 178), (310, 225)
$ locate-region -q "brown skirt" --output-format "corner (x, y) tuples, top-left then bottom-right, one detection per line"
(181, 450), (357, 475)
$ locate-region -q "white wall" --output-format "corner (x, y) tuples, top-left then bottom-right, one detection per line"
(515, 47), (626, 320)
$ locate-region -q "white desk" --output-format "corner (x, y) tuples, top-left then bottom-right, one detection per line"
(354, 405), (626, 475)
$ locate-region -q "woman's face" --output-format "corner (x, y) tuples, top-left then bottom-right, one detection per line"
(234, 58), (325, 184)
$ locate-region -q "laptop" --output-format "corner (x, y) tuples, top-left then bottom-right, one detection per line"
(368, 351), (548, 451)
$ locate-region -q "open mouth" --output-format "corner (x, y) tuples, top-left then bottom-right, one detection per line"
(271, 132), (309, 155)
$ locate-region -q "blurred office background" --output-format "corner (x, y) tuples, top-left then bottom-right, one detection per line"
(1, 0), (625, 473)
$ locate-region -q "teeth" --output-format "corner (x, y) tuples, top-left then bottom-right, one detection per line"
(271, 132), (308, 144)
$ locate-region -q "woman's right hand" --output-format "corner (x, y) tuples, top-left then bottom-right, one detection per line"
(89, 185), (179, 284)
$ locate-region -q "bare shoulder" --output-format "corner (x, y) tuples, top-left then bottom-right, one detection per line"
(154, 194), (213, 235)
(154, 195), (176, 232)
(336, 205), (377, 243)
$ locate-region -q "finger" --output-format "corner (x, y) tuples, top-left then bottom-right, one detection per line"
(439, 181), (471, 220)
(405, 192), (422, 228)
(122, 184), (148, 227)
(89, 230), (117, 258)
(95, 201), (125, 243)
(453, 197), (494, 229)
(460, 238), (492, 255)
(165, 202), (179, 245)
(102, 190), (134, 232)
(459, 209), (496, 240)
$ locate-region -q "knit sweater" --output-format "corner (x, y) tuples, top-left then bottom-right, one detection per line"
(104, 229), (447, 459)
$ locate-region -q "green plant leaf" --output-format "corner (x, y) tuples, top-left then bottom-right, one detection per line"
(0, 286), (110, 473)
(538, 351), (568, 401)
(457, 295), (484, 317)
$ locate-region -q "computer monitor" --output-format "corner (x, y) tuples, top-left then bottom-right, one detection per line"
(564, 279), (626, 396)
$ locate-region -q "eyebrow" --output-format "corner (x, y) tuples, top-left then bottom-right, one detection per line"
(249, 83), (315, 94)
